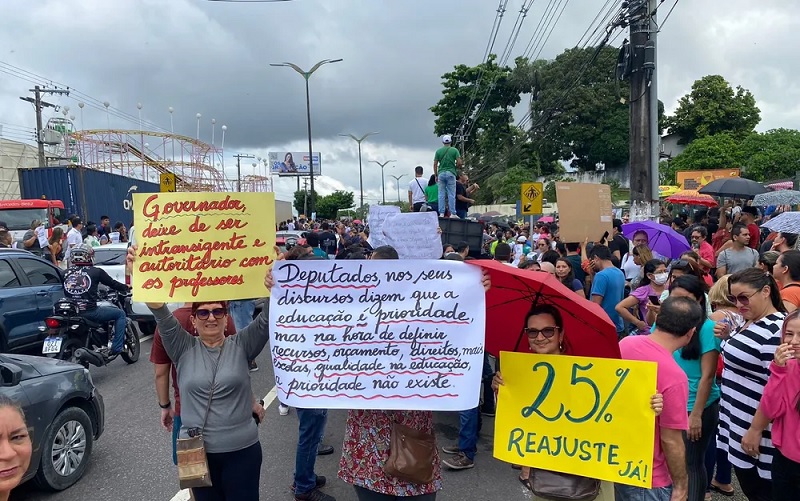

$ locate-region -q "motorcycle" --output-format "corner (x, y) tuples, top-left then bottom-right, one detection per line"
(40, 288), (140, 368)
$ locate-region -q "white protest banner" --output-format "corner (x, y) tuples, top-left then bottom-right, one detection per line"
(381, 212), (442, 260)
(269, 260), (486, 410)
(35, 226), (48, 248)
(367, 205), (401, 248)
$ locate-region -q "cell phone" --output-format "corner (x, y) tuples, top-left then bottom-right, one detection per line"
(600, 231), (609, 244)
(253, 412), (261, 425)
(648, 295), (661, 305)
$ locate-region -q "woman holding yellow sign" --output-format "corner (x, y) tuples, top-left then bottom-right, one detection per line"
(491, 304), (664, 498)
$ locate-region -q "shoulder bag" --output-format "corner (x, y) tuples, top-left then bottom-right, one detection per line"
(383, 415), (436, 484)
(176, 343), (224, 489)
(530, 468), (601, 501)
(414, 178), (430, 212)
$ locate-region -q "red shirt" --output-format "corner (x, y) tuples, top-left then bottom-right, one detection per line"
(747, 223), (760, 249)
(149, 306), (236, 416)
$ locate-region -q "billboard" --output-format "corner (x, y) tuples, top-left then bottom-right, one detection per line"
(268, 152), (322, 176)
(676, 169), (740, 190)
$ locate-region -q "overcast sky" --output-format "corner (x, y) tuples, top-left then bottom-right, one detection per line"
(1, 0), (798, 206)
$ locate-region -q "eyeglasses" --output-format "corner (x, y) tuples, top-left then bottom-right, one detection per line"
(524, 327), (560, 339)
(195, 308), (227, 320)
(726, 288), (763, 307)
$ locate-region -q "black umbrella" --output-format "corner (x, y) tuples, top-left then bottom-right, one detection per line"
(698, 178), (767, 199)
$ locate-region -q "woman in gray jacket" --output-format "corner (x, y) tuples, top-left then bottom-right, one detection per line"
(145, 269), (273, 501)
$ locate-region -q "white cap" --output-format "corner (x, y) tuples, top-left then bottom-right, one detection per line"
(442, 134), (452, 144)
(517, 236), (527, 243)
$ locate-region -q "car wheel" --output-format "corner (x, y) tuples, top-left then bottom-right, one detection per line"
(34, 406), (94, 491)
(121, 320), (140, 364)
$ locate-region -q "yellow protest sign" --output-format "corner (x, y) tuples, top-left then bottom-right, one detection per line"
(132, 192), (276, 302)
(494, 352), (657, 488)
(520, 182), (543, 215)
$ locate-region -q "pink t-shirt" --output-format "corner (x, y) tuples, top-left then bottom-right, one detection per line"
(761, 359), (800, 463)
(620, 335), (689, 488)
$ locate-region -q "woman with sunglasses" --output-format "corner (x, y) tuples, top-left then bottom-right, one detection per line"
(131, 251), (274, 501)
(715, 268), (786, 501)
(758, 309), (800, 501)
(491, 304), (664, 495)
(663, 275), (722, 501)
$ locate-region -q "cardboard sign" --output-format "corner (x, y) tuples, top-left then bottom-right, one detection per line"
(556, 183), (613, 243)
(494, 352), (657, 488)
(268, 260), (486, 411)
(131, 192), (276, 302)
(382, 212), (442, 259)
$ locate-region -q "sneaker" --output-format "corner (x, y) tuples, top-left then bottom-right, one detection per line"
(278, 404), (290, 416)
(294, 488), (335, 501)
(249, 360), (259, 372)
(291, 475), (326, 492)
(317, 444), (334, 456)
(441, 445), (461, 455)
(442, 452), (474, 470)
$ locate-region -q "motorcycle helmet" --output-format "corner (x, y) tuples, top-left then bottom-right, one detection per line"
(69, 244), (95, 266)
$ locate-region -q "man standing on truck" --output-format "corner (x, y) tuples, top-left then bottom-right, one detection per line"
(433, 134), (462, 217)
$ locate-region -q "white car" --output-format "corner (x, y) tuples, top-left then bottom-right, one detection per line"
(92, 243), (181, 335)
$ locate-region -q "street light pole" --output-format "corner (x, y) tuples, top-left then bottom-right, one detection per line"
(271, 59), (343, 217)
(340, 132), (379, 209)
(389, 174), (406, 203)
(233, 153), (255, 192)
(370, 160), (395, 204)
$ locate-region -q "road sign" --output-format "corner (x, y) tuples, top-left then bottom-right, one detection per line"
(520, 182), (543, 215)
(160, 173), (176, 192)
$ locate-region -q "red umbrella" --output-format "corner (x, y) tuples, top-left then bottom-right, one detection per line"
(468, 260), (620, 359)
(665, 190), (718, 207)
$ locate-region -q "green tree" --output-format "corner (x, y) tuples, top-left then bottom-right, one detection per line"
(520, 47), (637, 171)
(292, 189), (317, 216)
(485, 164), (538, 203)
(740, 129), (800, 181)
(665, 75), (760, 145)
(315, 190), (355, 220)
(668, 133), (743, 175)
(430, 54), (521, 155)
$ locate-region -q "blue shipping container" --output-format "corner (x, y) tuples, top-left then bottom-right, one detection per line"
(17, 166), (160, 227)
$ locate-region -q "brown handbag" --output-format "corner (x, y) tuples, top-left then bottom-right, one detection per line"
(176, 343), (224, 490)
(530, 468), (601, 501)
(383, 421), (436, 484)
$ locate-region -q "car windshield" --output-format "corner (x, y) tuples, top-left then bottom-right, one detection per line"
(0, 208), (48, 230)
(93, 248), (127, 266)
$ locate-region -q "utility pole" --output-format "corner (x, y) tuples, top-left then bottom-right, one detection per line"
(233, 153), (255, 192)
(20, 85), (70, 167)
(626, 0), (658, 220)
(370, 160), (395, 204)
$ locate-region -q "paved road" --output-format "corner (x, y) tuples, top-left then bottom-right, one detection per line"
(13, 336), (746, 501)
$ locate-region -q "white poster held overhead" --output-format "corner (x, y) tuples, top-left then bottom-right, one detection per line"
(367, 205), (401, 248)
(382, 212), (442, 259)
(35, 226), (48, 248)
(269, 260), (486, 411)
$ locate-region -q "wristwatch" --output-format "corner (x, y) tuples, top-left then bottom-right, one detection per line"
(159, 401), (171, 409)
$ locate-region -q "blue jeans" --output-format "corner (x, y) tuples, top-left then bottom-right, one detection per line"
(82, 306), (126, 353)
(228, 299), (255, 331)
(171, 414), (182, 465)
(295, 407), (327, 495)
(457, 406), (479, 461)
(437, 171), (456, 216)
(615, 485), (672, 501)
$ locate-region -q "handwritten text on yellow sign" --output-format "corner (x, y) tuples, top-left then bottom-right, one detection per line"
(493, 352), (657, 488)
(132, 192), (275, 302)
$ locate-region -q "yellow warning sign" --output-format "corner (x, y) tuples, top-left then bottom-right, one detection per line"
(160, 172), (176, 193)
(520, 182), (543, 215)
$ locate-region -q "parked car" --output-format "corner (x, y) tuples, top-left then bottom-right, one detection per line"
(0, 353), (104, 490)
(91, 243), (180, 335)
(0, 249), (64, 352)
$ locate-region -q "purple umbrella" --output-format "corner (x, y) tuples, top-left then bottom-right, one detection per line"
(621, 220), (690, 259)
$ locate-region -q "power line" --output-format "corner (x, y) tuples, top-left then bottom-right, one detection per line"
(656, 0), (680, 31)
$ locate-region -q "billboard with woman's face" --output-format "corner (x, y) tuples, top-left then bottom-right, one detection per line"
(268, 152), (322, 176)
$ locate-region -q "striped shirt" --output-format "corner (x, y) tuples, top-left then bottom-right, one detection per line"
(718, 312), (784, 478)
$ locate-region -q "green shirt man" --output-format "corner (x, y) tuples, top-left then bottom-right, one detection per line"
(433, 136), (462, 176)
